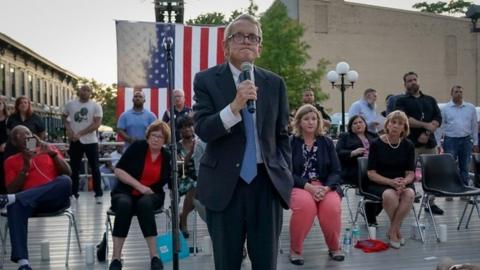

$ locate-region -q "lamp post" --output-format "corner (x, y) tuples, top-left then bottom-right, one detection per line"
(326, 61), (358, 132)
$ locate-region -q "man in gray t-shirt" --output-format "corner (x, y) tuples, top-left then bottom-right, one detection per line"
(62, 85), (103, 202)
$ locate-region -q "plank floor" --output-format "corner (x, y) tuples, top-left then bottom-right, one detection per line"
(2, 182), (480, 270)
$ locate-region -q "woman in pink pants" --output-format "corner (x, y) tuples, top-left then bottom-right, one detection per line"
(289, 104), (344, 265)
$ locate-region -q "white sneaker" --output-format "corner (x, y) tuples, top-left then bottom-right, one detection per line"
(95, 197), (103, 205)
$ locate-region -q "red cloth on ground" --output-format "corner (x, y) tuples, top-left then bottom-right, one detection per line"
(354, 239), (389, 253)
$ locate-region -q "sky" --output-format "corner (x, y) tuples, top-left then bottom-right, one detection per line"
(0, 0), (476, 84)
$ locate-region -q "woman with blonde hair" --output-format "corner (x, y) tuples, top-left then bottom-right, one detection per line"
(289, 104), (344, 265)
(366, 110), (415, 249)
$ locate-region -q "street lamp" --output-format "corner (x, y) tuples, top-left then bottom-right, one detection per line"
(326, 61), (358, 132)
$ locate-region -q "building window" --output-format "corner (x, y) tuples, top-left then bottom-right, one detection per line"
(43, 81), (47, 104)
(49, 83), (53, 106)
(0, 63), (5, 96)
(55, 85), (59, 106)
(9, 67), (16, 98)
(20, 71), (25, 96)
(36, 78), (41, 103)
(28, 74), (33, 101)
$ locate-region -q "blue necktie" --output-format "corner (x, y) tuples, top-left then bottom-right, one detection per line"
(240, 108), (257, 183)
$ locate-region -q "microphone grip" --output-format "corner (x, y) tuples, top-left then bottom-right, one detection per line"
(247, 100), (256, 113)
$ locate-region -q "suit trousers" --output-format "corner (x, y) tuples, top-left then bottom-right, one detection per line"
(8, 176), (72, 262)
(206, 165), (282, 270)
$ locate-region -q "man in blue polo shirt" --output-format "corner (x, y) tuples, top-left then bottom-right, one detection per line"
(117, 90), (157, 149)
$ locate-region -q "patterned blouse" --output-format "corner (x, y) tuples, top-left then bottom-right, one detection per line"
(302, 141), (320, 182)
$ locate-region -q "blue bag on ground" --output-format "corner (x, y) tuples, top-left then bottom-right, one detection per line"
(156, 231), (190, 262)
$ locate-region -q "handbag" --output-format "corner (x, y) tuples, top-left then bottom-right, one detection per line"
(156, 231), (190, 262)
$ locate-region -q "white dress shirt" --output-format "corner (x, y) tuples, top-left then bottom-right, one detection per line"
(219, 62), (263, 163)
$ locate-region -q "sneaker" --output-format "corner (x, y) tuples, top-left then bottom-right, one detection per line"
(150, 256), (164, 270)
(445, 197), (453, 201)
(109, 259), (122, 270)
(95, 196), (103, 205)
(0, 195), (8, 209)
(426, 205), (444, 215)
(18, 265), (32, 270)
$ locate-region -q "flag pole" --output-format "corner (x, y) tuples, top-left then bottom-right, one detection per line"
(163, 36), (180, 270)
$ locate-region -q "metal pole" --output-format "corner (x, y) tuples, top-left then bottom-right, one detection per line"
(164, 36), (180, 270)
(340, 74), (346, 132)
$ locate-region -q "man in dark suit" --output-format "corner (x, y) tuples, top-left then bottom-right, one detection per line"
(193, 14), (293, 270)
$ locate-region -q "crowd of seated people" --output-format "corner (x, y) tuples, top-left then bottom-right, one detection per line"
(0, 81), (470, 270)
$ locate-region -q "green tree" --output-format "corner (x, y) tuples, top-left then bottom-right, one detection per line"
(77, 78), (117, 129)
(187, 0), (258, 25)
(255, 1), (328, 109)
(413, 0), (473, 15)
(186, 12), (228, 25)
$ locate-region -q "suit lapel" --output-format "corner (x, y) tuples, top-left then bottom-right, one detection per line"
(254, 67), (269, 136)
(214, 64), (237, 108)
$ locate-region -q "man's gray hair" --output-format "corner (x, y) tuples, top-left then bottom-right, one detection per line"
(224, 14), (262, 42)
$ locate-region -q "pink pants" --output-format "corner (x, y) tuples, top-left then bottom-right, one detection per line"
(289, 183), (342, 255)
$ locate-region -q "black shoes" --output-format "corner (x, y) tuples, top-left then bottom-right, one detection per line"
(109, 259), (122, 270)
(426, 205), (444, 215)
(328, 250), (346, 261)
(151, 256), (164, 270)
(289, 254), (304, 265)
(18, 265), (32, 270)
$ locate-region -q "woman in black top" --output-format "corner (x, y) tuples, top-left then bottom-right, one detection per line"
(336, 115), (380, 225)
(5, 96), (45, 159)
(109, 120), (171, 270)
(367, 110), (415, 249)
(0, 99), (9, 194)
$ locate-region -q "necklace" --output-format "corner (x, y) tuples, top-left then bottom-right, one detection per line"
(385, 135), (401, 149)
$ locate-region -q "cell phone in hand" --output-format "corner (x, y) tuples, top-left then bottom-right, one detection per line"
(25, 136), (37, 152)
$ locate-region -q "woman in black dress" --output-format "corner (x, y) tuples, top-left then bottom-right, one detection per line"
(0, 99), (9, 194)
(335, 115), (380, 225)
(367, 110), (415, 249)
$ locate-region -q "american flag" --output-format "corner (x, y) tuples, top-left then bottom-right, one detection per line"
(115, 21), (225, 117)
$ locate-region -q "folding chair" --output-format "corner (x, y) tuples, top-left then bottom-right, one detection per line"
(354, 157), (425, 242)
(417, 154), (480, 240)
(1, 207), (81, 266)
(98, 207), (171, 261)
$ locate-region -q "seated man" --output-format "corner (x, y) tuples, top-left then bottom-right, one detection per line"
(2, 125), (72, 270)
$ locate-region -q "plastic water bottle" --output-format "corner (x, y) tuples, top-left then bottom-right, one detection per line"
(352, 225), (360, 246)
(342, 228), (352, 253)
(415, 161), (422, 182)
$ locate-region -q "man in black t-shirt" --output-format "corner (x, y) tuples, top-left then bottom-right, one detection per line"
(394, 71), (444, 215)
(302, 88), (331, 129)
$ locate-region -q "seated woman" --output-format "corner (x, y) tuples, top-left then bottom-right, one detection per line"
(289, 104), (344, 265)
(109, 120), (171, 270)
(335, 115), (381, 225)
(366, 110), (415, 249)
(177, 116), (197, 238)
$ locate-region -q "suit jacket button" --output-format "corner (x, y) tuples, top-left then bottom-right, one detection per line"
(235, 163), (240, 167)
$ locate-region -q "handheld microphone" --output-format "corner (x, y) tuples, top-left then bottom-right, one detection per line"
(240, 62), (255, 113)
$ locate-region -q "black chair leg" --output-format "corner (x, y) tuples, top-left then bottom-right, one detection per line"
(457, 200), (470, 230)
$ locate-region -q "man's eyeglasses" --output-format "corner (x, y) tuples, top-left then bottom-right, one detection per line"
(228, 33), (261, 45)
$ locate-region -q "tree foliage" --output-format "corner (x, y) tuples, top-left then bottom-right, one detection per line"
(412, 0), (473, 15)
(187, 0), (258, 25)
(77, 78), (118, 129)
(255, 1), (328, 109)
